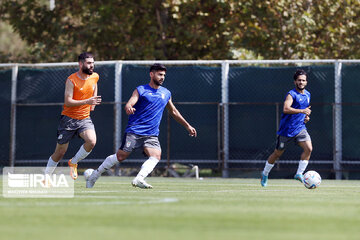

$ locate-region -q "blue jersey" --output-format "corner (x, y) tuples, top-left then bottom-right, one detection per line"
(277, 88), (311, 137)
(125, 84), (171, 136)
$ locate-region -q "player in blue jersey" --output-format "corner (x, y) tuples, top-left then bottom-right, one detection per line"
(261, 69), (312, 187)
(86, 63), (197, 189)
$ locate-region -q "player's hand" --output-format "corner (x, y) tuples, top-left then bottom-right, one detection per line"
(125, 105), (136, 115)
(304, 115), (310, 123)
(187, 126), (197, 137)
(302, 106), (311, 116)
(87, 96), (102, 105)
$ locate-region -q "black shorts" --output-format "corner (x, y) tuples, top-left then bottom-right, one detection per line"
(275, 129), (311, 150)
(56, 115), (95, 144)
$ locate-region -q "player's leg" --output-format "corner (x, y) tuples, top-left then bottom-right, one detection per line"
(294, 140), (313, 182)
(86, 133), (135, 188)
(68, 119), (96, 179)
(294, 130), (312, 182)
(86, 149), (130, 188)
(132, 136), (161, 189)
(261, 149), (284, 187)
(47, 115), (75, 177)
(45, 143), (69, 175)
(132, 147), (161, 189)
(68, 129), (96, 179)
(74, 128), (97, 162)
(261, 136), (286, 187)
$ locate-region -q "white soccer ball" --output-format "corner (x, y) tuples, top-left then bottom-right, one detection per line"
(303, 170), (321, 189)
(84, 168), (94, 180)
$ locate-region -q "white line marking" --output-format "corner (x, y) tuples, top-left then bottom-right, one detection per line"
(0, 197), (178, 207)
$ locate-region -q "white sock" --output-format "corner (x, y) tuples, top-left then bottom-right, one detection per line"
(136, 157), (159, 179)
(262, 161), (274, 176)
(71, 144), (91, 164)
(95, 154), (118, 176)
(45, 157), (59, 175)
(296, 160), (309, 175)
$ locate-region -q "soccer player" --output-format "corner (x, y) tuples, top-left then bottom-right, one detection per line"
(86, 63), (197, 189)
(261, 69), (312, 187)
(44, 52), (102, 180)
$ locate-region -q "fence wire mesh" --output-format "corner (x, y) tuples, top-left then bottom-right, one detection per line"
(1, 60), (360, 179)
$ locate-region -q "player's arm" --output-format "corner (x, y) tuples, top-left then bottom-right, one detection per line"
(64, 79), (102, 107)
(166, 98), (197, 137)
(124, 89), (139, 115)
(283, 94), (311, 115)
(90, 83), (99, 111)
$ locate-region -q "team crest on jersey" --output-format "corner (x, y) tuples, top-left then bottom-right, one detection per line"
(161, 93), (165, 99)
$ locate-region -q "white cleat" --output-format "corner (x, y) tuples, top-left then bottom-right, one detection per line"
(86, 171), (99, 188)
(131, 178), (153, 189)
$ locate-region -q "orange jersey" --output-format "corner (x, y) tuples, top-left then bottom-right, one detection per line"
(61, 72), (99, 120)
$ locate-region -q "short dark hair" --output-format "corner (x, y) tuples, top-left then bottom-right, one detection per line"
(293, 69), (307, 80)
(150, 63), (166, 72)
(78, 52), (94, 62)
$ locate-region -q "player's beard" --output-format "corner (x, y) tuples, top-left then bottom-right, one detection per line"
(153, 78), (163, 86)
(82, 66), (94, 75)
(296, 83), (305, 91)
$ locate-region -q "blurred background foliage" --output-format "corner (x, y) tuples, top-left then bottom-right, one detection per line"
(0, 0), (359, 62)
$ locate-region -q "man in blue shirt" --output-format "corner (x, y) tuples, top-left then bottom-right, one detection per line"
(86, 63), (197, 189)
(261, 69), (312, 187)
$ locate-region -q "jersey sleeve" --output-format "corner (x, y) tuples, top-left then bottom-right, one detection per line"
(136, 85), (145, 96)
(94, 72), (99, 83)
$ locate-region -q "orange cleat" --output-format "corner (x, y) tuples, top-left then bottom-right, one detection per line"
(68, 159), (78, 180)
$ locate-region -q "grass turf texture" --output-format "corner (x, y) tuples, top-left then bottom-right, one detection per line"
(1, 177), (359, 240)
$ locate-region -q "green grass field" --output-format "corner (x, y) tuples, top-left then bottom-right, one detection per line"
(1, 176), (359, 240)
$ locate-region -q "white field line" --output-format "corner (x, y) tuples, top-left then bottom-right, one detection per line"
(0, 197), (178, 207)
(86, 182), (360, 188)
(77, 188), (360, 194)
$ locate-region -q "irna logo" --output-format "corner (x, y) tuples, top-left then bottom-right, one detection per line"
(7, 173), (69, 188)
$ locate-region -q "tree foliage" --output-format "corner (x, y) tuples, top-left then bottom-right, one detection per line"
(0, 0), (359, 62)
(0, 0), (232, 62)
(229, 0), (360, 59)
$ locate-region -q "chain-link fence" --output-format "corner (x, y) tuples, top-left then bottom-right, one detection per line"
(0, 60), (359, 179)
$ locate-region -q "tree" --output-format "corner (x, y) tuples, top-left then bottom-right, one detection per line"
(0, 22), (29, 62)
(0, 0), (233, 62)
(1, 0), (360, 62)
(229, 0), (360, 59)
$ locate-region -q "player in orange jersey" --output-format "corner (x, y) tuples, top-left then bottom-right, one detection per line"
(44, 52), (102, 180)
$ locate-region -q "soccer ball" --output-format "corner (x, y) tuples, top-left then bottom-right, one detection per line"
(303, 170), (321, 189)
(84, 168), (94, 180)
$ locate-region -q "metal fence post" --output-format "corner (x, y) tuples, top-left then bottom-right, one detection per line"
(167, 111), (171, 169)
(334, 61), (342, 179)
(9, 64), (18, 167)
(221, 61), (229, 178)
(114, 61), (122, 175)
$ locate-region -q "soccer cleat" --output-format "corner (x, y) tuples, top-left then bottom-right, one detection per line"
(261, 173), (268, 187)
(294, 173), (304, 183)
(132, 178), (153, 189)
(68, 159), (78, 180)
(86, 170), (99, 188)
